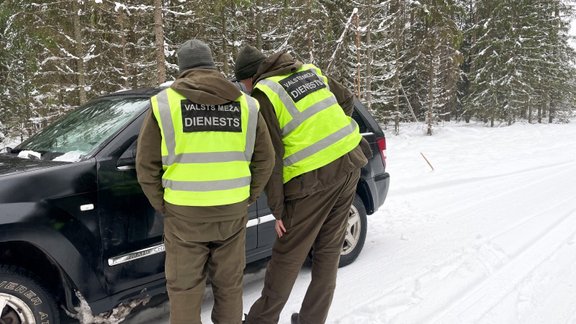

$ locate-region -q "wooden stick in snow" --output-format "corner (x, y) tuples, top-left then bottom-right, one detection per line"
(420, 152), (434, 171)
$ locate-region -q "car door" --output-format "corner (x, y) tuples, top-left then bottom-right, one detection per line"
(97, 121), (167, 294)
(255, 193), (276, 251)
(246, 201), (258, 251)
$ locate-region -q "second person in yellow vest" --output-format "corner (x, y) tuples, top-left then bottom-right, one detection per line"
(235, 46), (369, 324)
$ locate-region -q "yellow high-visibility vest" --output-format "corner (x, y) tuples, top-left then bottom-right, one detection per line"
(151, 88), (259, 206)
(255, 64), (361, 183)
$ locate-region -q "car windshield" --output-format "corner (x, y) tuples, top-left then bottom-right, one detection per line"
(14, 96), (149, 162)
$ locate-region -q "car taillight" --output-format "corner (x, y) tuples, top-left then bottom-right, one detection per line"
(376, 137), (387, 162)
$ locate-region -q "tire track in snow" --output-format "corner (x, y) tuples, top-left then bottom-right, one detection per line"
(477, 231), (576, 324)
(429, 207), (576, 324)
(383, 156), (576, 244)
(336, 164), (576, 324)
(422, 160), (573, 218)
(336, 198), (576, 324)
(392, 160), (573, 196)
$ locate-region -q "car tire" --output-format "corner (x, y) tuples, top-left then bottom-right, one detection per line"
(0, 265), (60, 324)
(338, 194), (368, 267)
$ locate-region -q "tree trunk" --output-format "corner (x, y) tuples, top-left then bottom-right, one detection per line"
(426, 35), (436, 136)
(255, 0), (263, 50)
(365, 0), (373, 111)
(393, 0), (403, 135)
(306, 0), (314, 61)
(154, 0), (166, 85)
(394, 85), (400, 135)
(221, 4), (229, 75)
(72, 1), (86, 105)
(129, 23), (139, 89)
(118, 9), (130, 89)
(354, 11), (361, 98)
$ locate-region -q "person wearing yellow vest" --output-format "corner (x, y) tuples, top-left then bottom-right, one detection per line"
(136, 39), (274, 324)
(234, 46), (370, 324)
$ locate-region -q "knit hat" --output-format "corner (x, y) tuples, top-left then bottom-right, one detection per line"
(177, 39), (216, 73)
(234, 45), (266, 80)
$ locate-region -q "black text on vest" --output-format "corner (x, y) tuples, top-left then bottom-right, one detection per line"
(279, 70), (326, 103)
(180, 101), (242, 133)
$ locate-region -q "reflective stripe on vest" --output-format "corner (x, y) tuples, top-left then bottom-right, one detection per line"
(283, 120), (358, 166)
(255, 64), (361, 183)
(162, 176), (251, 192)
(152, 88), (259, 205)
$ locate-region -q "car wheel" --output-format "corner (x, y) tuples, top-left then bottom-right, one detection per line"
(338, 195), (367, 267)
(0, 265), (59, 324)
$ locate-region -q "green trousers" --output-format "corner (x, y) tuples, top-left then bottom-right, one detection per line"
(246, 169), (361, 324)
(164, 217), (246, 324)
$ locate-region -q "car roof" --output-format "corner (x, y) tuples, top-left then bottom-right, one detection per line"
(101, 87), (163, 98)
(98, 81), (175, 99)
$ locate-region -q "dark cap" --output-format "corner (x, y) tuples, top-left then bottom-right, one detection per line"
(234, 45), (266, 80)
(177, 39), (216, 73)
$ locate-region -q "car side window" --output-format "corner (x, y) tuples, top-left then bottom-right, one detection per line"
(117, 140), (137, 169)
(352, 110), (368, 133)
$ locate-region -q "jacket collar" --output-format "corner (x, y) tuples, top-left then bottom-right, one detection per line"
(254, 51), (303, 85)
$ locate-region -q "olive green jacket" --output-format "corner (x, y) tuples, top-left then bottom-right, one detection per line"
(251, 52), (369, 220)
(136, 68), (275, 226)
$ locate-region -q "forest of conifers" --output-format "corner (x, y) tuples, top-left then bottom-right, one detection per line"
(1, 0), (575, 141)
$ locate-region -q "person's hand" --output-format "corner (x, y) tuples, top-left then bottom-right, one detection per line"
(275, 219), (287, 238)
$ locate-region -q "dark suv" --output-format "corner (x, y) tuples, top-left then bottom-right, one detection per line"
(0, 87), (389, 324)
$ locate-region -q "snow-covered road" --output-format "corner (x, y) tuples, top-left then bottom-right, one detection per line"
(126, 121), (576, 324)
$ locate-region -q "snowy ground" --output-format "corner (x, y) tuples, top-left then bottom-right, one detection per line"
(120, 120), (576, 324)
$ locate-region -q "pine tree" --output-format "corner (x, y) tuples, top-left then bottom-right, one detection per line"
(455, 0), (476, 122)
(530, 0), (576, 123)
(361, 0), (414, 132)
(404, 0), (462, 134)
(0, 1), (56, 139)
(466, 0), (576, 126)
(2, 0), (576, 140)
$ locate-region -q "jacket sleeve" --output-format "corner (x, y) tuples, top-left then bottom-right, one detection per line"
(252, 89), (286, 220)
(136, 108), (165, 213)
(248, 111), (275, 205)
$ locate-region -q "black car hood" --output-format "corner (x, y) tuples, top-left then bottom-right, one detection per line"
(0, 154), (70, 177)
